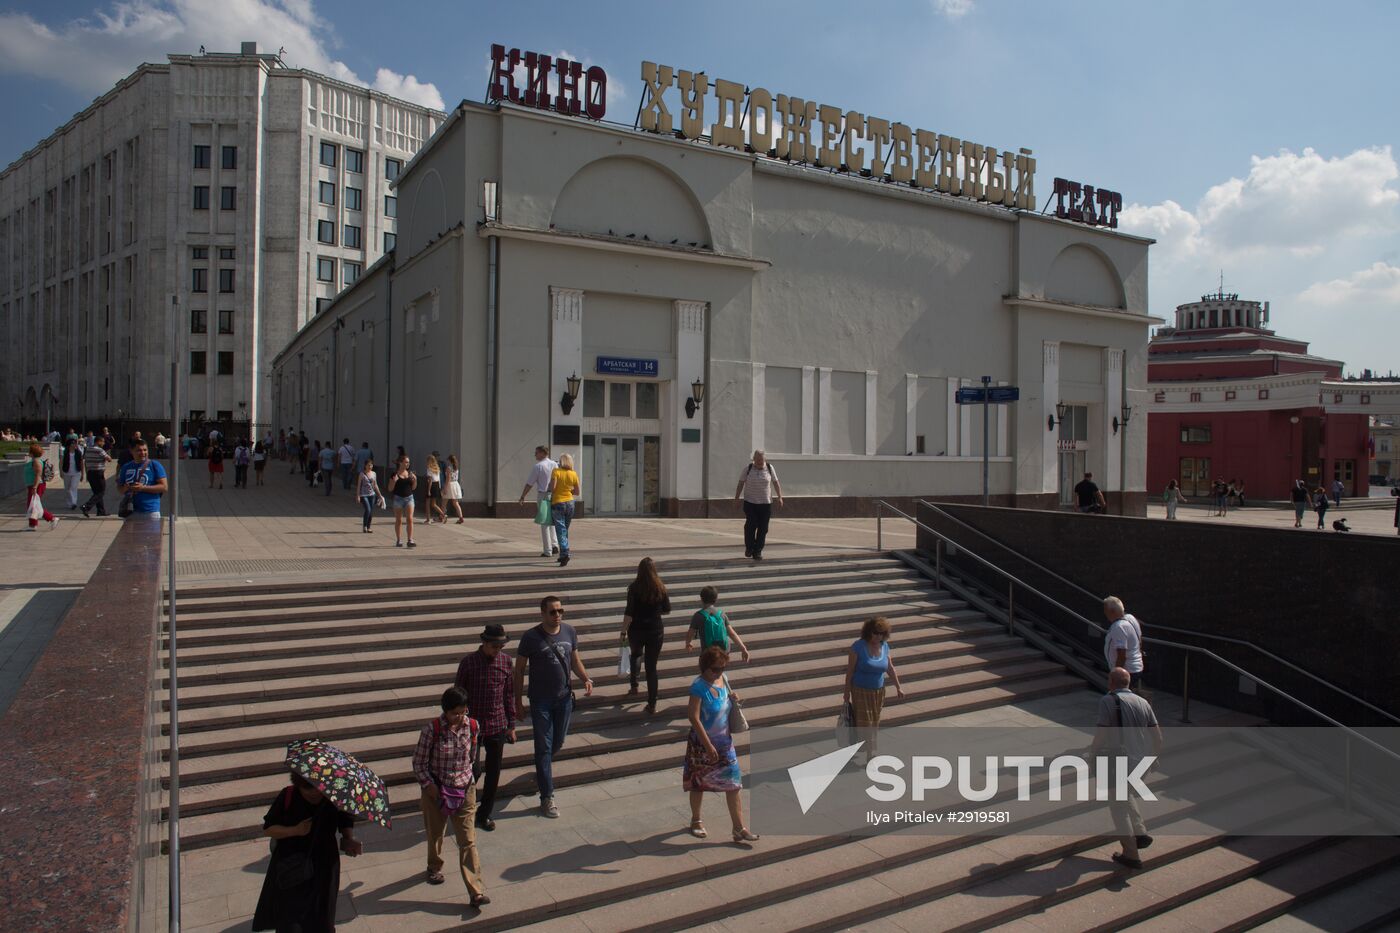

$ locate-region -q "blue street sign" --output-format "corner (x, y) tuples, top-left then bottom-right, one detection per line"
(596, 356), (658, 376)
(955, 386), (1020, 404)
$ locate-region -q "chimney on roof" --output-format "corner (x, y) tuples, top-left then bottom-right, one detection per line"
(241, 41), (258, 55)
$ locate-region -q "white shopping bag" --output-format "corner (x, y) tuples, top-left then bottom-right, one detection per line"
(616, 644), (631, 678)
(28, 491), (45, 522)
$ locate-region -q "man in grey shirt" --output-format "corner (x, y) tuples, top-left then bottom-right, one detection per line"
(1089, 667), (1162, 869)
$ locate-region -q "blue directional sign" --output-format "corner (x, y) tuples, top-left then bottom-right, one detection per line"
(596, 356), (658, 376)
(955, 386), (1020, 404)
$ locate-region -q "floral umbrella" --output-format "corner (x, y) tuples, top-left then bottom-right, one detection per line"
(285, 739), (392, 828)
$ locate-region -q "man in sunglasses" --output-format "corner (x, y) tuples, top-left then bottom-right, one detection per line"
(515, 596), (594, 818)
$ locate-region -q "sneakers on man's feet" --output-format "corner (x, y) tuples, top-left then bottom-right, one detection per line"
(541, 797), (559, 818)
(80, 505), (91, 518)
(551, 546), (559, 555)
(1135, 834), (1154, 850)
(558, 554), (569, 566)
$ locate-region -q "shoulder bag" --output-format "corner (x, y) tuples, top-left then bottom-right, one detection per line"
(535, 497), (552, 525)
(722, 674), (749, 733)
(540, 628), (576, 701)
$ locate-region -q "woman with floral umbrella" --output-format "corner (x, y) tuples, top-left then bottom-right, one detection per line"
(252, 741), (388, 932)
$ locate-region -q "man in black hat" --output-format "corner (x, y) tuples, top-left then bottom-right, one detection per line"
(454, 624), (516, 831)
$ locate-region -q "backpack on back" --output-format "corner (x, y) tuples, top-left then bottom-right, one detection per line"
(698, 608), (729, 649)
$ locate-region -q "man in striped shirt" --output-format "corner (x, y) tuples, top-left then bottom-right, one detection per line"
(454, 624), (516, 831)
(734, 449), (784, 560)
(80, 438), (112, 517)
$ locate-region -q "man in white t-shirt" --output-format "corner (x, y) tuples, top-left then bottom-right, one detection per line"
(1103, 596), (1145, 691)
(337, 438), (356, 489)
(734, 449), (784, 561)
(518, 445), (559, 557)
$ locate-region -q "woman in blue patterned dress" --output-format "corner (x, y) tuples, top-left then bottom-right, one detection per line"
(683, 645), (760, 843)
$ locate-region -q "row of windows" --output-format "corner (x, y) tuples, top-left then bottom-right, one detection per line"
(316, 257), (362, 286)
(316, 182), (396, 216)
(193, 145), (238, 170)
(319, 142), (402, 180)
(193, 186), (237, 211)
(190, 350), (235, 375)
(316, 222), (363, 248)
(190, 309), (235, 334)
(192, 247), (236, 260)
(191, 268), (235, 293)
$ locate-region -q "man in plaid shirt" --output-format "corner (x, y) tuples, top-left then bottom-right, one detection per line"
(412, 686), (488, 906)
(454, 624), (516, 831)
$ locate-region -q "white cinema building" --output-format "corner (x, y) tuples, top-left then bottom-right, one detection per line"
(271, 49), (1155, 517)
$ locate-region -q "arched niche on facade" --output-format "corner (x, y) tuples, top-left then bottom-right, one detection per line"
(406, 168), (449, 256)
(1045, 243), (1126, 310)
(551, 156), (711, 247)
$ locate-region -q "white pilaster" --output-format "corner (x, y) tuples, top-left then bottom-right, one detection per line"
(945, 376), (960, 456)
(817, 367), (832, 454)
(674, 300), (706, 500)
(751, 362), (765, 454)
(550, 287), (584, 469)
(1042, 341), (1061, 493)
(959, 378), (973, 457)
(801, 366), (816, 454)
(996, 379), (1010, 457)
(905, 373), (918, 455)
(1104, 347), (1124, 491)
(865, 370), (878, 456)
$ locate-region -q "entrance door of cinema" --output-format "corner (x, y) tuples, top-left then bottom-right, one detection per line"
(582, 435), (660, 516)
(1180, 457), (1211, 497)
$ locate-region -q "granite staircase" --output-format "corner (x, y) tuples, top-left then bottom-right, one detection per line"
(163, 552), (1400, 932)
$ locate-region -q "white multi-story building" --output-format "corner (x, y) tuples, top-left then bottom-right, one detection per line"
(0, 42), (443, 430)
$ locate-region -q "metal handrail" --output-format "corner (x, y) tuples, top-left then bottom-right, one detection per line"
(873, 499), (1400, 770)
(909, 498), (1400, 728)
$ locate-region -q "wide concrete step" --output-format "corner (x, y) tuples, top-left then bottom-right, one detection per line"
(170, 672), (1084, 850)
(165, 615), (1007, 718)
(1115, 835), (1400, 933)
(505, 752), (1305, 933)
(169, 557), (913, 618)
(680, 776), (1347, 933)
(169, 652), (1064, 788)
(163, 597), (979, 682)
(1248, 862), (1400, 933)
(171, 629), (1025, 757)
(168, 553), (895, 603)
(163, 583), (952, 653)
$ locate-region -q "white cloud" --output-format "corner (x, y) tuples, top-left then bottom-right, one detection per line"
(1298, 262), (1400, 308)
(932, 0), (974, 18)
(0, 0), (441, 109)
(1121, 147), (1400, 263)
(371, 68), (444, 111)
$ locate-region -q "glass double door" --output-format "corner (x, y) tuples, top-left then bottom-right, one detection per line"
(583, 435), (660, 515)
(1179, 457), (1211, 497)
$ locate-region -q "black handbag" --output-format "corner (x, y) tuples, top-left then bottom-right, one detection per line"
(271, 850), (316, 890)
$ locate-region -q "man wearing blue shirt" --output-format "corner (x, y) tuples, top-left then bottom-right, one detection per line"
(117, 439), (169, 519)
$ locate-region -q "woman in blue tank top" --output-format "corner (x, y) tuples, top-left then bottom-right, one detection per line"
(842, 617), (905, 756)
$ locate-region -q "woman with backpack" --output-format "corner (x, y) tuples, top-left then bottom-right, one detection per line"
(410, 686), (489, 907)
(23, 443), (58, 530)
(207, 439), (225, 489)
(620, 557), (672, 715)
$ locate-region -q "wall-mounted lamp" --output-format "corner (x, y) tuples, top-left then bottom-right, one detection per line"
(1047, 401), (1069, 432)
(685, 378), (706, 419)
(1112, 404), (1133, 435)
(559, 372), (581, 415)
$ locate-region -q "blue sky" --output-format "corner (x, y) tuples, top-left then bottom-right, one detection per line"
(2, 0), (1398, 373)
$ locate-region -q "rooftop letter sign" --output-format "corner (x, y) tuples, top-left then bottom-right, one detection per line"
(1053, 178), (1122, 228)
(488, 44), (607, 120)
(635, 60), (1038, 211)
